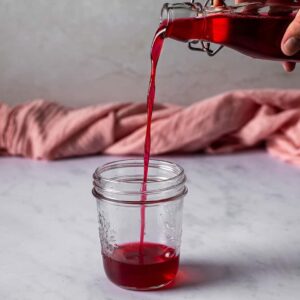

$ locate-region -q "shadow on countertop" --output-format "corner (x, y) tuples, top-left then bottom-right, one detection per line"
(159, 254), (300, 292)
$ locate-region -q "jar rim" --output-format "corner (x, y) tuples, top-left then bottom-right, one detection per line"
(93, 159), (185, 185)
(92, 186), (187, 205)
(92, 159), (187, 204)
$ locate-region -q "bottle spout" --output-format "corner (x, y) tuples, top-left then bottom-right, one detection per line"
(160, 2), (224, 56)
(160, 2), (204, 27)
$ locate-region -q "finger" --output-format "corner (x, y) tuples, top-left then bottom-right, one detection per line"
(282, 61), (296, 72)
(281, 10), (300, 56)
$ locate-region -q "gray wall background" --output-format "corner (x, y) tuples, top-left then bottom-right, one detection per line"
(0, 0), (299, 107)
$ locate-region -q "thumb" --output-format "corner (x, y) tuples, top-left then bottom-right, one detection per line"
(282, 10), (300, 56)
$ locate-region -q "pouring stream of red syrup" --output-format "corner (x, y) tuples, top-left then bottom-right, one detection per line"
(139, 24), (167, 262)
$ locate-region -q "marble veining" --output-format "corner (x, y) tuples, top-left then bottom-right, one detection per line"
(1, 151), (300, 299)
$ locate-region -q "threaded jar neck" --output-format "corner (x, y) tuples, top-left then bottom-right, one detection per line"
(93, 159), (187, 204)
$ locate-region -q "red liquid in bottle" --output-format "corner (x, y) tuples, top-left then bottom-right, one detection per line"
(102, 242), (179, 290)
(165, 13), (300, 61)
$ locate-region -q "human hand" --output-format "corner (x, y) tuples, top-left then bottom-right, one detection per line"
(281, 10), (300, 72)
(213, 0), (300, 71)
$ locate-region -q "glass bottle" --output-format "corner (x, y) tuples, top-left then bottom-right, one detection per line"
(160, 0), (300, 61)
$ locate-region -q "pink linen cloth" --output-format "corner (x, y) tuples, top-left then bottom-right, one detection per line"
(1, 89), (300, 165)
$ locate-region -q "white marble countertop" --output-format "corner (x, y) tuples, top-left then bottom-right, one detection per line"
(1, 151), (300, 300)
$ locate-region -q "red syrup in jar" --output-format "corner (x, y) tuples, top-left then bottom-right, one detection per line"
(102, 242), (179, 290)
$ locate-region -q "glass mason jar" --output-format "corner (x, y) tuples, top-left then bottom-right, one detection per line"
(92, 159), (187, 290)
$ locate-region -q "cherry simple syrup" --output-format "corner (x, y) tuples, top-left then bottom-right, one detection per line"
(102, 12), (300, 289)
(102, 242), (179, 289)
(102, 25), (179, 289)
(140, 25), (166, 255)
